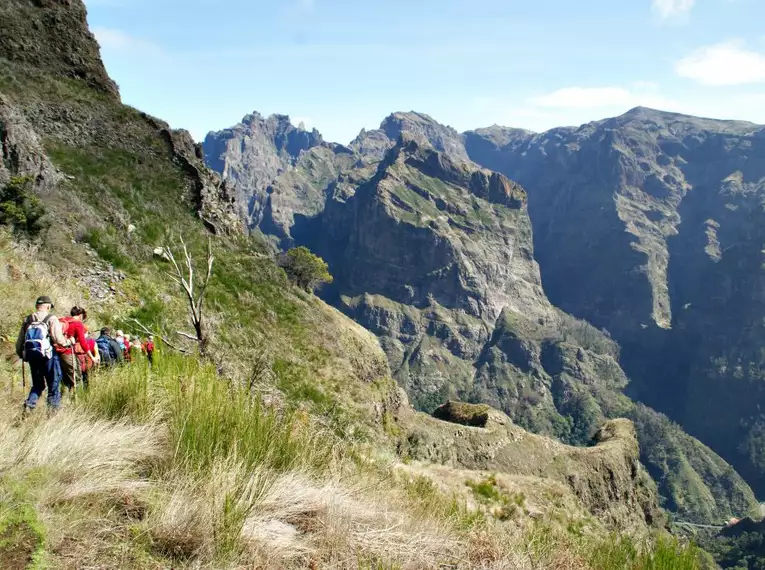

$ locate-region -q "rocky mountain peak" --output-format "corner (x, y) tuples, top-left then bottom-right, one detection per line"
(379, 111), (469, 162)
(383, 133), (526, 210)
(0, 0), (119, 98)
(202, 112), (328, 225)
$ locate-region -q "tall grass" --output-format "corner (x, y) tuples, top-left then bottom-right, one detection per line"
(160, 354), (333, 474)
(82, 351), (333, 475)
(81, 360), (152, 421)
(1, 352), (709, 569)
(586, 533), (701, 570)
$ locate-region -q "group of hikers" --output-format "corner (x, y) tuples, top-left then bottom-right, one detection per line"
(15, 295), (155, 411)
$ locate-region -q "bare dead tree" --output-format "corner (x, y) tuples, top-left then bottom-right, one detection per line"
(161, 234), (215, 355)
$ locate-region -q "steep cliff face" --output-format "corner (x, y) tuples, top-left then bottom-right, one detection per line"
(206, 112), (759, 523)
(464, 107), (765, 496)
(0, 0), (119, 98)
(202, 113), (327, 226)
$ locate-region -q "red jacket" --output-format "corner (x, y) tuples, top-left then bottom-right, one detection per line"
(57, 317), (88, 355)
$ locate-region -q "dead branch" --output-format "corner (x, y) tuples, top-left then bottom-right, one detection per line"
(129, 318), (188, 354)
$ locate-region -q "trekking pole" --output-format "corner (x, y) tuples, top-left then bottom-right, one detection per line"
(21, 359), (26, 392)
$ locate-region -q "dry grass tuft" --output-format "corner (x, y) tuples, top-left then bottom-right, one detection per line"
(148, 463), (461, 569)
(0, 400), (163, 505)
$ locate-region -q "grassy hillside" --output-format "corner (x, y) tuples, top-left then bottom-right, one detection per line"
(0, 0), (715, 567)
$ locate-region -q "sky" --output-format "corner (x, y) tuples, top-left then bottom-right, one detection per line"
(83, 0), (765, 143)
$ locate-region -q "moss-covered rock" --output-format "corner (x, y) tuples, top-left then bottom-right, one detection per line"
(432, 401), (492, 427)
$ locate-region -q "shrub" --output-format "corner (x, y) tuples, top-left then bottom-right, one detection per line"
(0, 176), (47, 237)
(278, 246), (333, 292)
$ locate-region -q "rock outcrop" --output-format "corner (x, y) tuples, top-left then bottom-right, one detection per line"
(351, 111), (469, 163)
(143, 114), (241, 235)
(0, 93), (61, 192)
(404, 408), (663, 534)
(0, 0), (119, 98)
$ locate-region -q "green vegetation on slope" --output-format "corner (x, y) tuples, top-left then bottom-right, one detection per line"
(0, 351), (706, 569)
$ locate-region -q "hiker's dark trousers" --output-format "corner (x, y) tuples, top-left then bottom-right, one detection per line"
(24, 352), (62, 410)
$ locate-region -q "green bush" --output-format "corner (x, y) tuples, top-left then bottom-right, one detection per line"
(0, 176), (47, 237)
(279, 246), (333, 292)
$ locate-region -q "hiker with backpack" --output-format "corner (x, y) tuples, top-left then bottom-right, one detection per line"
(57, 306), (95, 393)
(16, 296), (67, 411)
(96, 327), (123, 367)
(115, 330), (126, 352)
(123, 334), (133, 362)
(143, 335), (155, 365)
(79, 329), (99, 389)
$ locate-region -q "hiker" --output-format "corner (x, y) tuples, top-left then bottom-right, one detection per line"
(123, 334), (131, 362)
(16, 295), (66, 411)
(143, 335), (155, 365)
(79, 329), (99, 389)
(96, 327), (123, 367)
(115, 330), (126, 352)
(130, 337), (142, 358)
(57, 306), (93, 393)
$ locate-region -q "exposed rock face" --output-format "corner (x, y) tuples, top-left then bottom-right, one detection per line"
(464, 107), (765, 496)
(325, 135), (538, 323)
(0, 93), (61, 192)
(202, 113), (326, 225)
(0, 0), (119, 98)
(350, 111), (469, 163)
(142, 114), (241, 235)
(206, 112), (759, 523)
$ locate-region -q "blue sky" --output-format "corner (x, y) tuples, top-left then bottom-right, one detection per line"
(84, 0), (765, 143)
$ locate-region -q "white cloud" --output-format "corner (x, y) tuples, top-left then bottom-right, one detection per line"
(92, 27), (164, 56)
(675, 40), (765, 85)
(652, 0), (695, 22)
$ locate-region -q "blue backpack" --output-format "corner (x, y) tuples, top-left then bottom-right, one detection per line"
(23, 314), (53, 361)
(96, 336), (116, 365)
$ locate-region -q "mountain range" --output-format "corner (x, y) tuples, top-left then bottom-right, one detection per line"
(204, 106), (765, 524)
(1, 0), (762, 565)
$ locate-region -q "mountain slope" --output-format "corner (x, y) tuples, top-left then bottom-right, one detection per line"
(0, 1), (693, 567)
(465, 107), (765, 497)
(205, 112), (760, 524)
